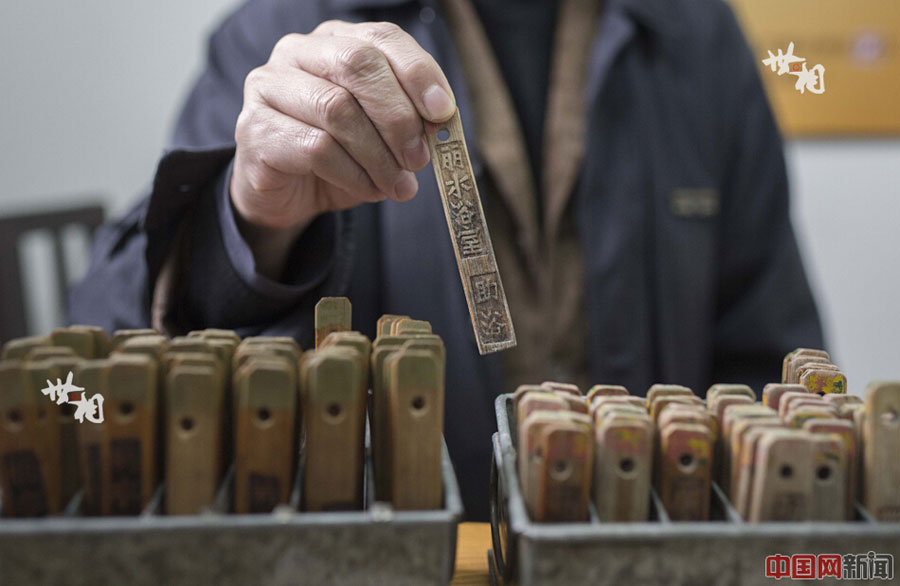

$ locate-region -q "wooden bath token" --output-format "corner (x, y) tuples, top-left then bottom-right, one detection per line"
(426, 110), (516, 355)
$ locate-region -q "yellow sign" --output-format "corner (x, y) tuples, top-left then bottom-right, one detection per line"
(729, 0), (900, 135)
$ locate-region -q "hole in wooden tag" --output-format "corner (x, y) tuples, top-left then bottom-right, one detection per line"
(437, 128), (450, 142)
(678, 453), (695, 472)
(816, 464), (832, 482)
(256, 407), (271, 423)
(881, 408), (898, 427)
(325, 402), (345, 424)
(118, 401), (134, 417)
(619, 457), (635, 474)
(550, 459), (572, 481)
(411, 395), (426, 412)
(180, 416), (195, 432)
(780, 464), (794, 479)
(6, 408), (23, 425)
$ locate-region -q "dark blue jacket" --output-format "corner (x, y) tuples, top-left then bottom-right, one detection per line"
(70, 0), (824, 520)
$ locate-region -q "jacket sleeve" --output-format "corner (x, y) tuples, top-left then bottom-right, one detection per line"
(709, 3), (825, 389)
(68, 0), (348, 343)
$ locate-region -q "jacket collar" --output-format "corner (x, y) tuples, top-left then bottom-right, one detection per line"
(325, 0), (683, 38)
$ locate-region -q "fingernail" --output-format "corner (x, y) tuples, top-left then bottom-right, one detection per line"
(394, 170), (418, 201)
(403, 136), (430, 170)
(423, 85), (455, 120)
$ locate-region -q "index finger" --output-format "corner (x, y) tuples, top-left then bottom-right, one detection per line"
(314, 20), (456, 123)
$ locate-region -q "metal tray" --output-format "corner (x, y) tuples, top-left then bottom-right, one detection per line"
(0, 429), (462, 586)
(490, 393), (900, 586)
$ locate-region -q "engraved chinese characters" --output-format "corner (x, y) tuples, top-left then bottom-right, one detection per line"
(426, 111), (516, 354)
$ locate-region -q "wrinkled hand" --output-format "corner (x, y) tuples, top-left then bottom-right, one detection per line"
(230, 21), (456, 278)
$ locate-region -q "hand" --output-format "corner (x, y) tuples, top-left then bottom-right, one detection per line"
(230, 21), (456, 278)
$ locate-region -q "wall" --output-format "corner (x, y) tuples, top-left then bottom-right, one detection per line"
(1, 2), (897, 393)
(0, 0), (238, 216)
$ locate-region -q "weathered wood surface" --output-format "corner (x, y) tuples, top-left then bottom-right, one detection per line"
(426, 110), (516, 355)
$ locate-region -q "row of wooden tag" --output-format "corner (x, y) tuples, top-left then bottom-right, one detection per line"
(513, 348), (900, 524)
(0, 297), (446, 518)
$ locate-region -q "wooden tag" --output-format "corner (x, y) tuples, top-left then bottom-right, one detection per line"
(720, 406), (777, 487)
(102, 353), (158, 515)
(541, 381), (582, 396)
(586, 385), (629, 402)
(762, 383), (808, 411)
(589, 395), (647, 410)
(778, 391), (821, 419)
(233, 343), (295, 376)
(71, 325), (112, 358)
(862, 381), (900, 521)
(516, 392), (567, 434)
(809, 435), (847, 521)
(800, 367), (847, 395)
(188, 328), (241, 344)
(44, 355), (85, 506)
(165, 364), (222, 515)
(659, 409), (716, 442)
(370, 339), (405, 499)
(657, 423), (712, 521)
(706, 384), (756, 408)
(646, 384), (694, 409)
(511, 384), (545, 414)
(234, 358), (297, 513)
(592, 403), (650, 424)
(25, 346), (77, 363)
(322, 331), (372, 392)
(803, 418), (856, 519)
(781, 396), (832, 415)
(117, 335), (169, 363)
(1, 336), (49, 361)
(787, 355), (831, 384)
(239, 337), (302, 371)
(593, 419), (652, 521)
(110, 329), (158, 351)
(0, 361), (60, 517)
(747, 430), (813, 522)
(322, 332), (372, 496)
(392, 318), (433, 336)
(385, 348), (445, 510)
(535, 421), (592, 522)
(426, 110), (516, 355)
(73, 360), (107, 515)
(650, 396), (704, 424)
(376, 314), (409, 338)
(785, 406), (838, 429)
(555, 393), (588, 414)
(50, 327), (96, 359)
(782, 348), (830, 383)
(723, 410), (779, 481)
(518, 411), (575, 516)
(822, 394), (862, 408)
(731, 420), (785, 511)
(301, 347), (364, 511)
(23, 360), (64, 513)
(711, 395), (755, 424)
(314, 297), (351, 349)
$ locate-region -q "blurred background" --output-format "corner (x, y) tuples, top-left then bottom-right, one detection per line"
(0, 0), (897, 393)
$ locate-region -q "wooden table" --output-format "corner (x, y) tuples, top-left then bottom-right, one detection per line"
(450, 522), (493, 585)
